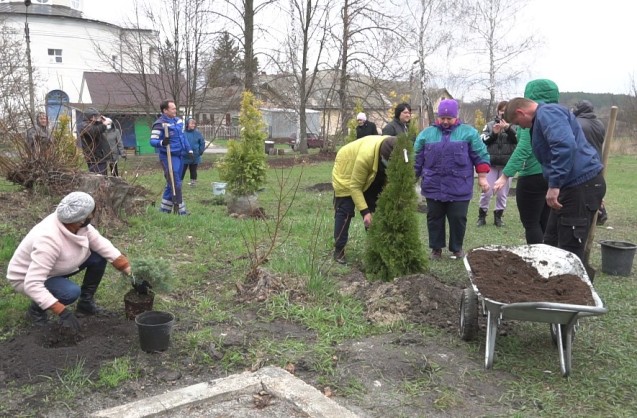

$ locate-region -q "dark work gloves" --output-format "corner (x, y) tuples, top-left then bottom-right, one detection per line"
(161, 137), (170, 147)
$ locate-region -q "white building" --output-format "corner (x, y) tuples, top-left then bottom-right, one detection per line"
(0, 0), (156, 125)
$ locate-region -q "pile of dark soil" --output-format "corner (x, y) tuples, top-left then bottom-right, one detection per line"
(467, 249), (594, 305)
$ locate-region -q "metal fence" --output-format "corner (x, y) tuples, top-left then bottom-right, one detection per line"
(198, 125), (276, 142)
(198, 125), (241, 142)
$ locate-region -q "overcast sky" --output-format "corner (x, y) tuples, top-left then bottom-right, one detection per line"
(85, 0), (637, 97)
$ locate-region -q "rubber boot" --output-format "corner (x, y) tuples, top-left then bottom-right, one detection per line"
(476, 208), (487, 227)
(494, 210), (504, 227)
(76, 259), (112, 316)
(27, 301), (48, 326)
(334, 247), (346, 264)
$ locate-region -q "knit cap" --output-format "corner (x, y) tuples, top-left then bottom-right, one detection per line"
(357, 112), (367, 121)
(56, 192), (95, 224)
(437, 99), (459, 118)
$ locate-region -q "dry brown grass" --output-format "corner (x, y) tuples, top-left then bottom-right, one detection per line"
(609, 136), (637, 155)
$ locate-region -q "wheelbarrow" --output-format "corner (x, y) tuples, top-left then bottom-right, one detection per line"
(458, 244), (607, 377)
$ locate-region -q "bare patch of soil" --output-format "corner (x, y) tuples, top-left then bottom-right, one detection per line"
(0, 315), (137, 388)
(306, 182), (333, 192)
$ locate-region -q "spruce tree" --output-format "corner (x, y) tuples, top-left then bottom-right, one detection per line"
(363, 133), (428, 281)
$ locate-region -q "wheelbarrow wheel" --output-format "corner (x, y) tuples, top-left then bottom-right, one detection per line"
(459, 287), (479, 341)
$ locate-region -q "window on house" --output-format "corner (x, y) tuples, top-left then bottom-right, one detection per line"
(112, 55), (118, 69)
(71, 0), (81, 9)
(35, 0), (52, 4)
(48, 49), (62, 63)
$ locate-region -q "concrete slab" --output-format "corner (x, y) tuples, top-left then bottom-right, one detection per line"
(92, 366), (361, 418)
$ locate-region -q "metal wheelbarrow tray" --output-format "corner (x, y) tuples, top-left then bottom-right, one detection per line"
(459, 244), (607, 377)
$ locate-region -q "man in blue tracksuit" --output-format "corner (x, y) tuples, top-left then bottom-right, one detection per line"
(505, 97), (605, 272)
(149, 100), (193, 215)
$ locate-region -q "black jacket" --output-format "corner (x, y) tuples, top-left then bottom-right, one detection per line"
(573, 100), (605, 158)
(381, 119), (408, 136)
(481, 118), (517, 167)
(356, 121), (378, 139)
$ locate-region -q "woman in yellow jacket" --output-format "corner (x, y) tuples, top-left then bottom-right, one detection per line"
(332, 135), (397, 263)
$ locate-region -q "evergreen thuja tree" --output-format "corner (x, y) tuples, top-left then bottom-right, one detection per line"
(363, 133), (428, 281)
(218, 90), (267, 196)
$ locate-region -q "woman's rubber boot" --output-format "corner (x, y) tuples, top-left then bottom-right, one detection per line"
(27, 301), (48, 326)
(476, 208), (487, 227)
(76, 261), (113, 316)
(494, 210), (504, 227)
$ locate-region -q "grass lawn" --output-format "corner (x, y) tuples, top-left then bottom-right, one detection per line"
(0, 153), (635, 416)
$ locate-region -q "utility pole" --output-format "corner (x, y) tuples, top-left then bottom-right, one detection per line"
(24, 0), (36, 122)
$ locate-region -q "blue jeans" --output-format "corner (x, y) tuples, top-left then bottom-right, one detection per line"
(44, 251), (107, 305)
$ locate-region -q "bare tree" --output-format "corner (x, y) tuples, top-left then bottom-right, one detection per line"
(461, 0), (536, 114)
(0, 22), (38, 132)
(93, 0), (216, 118)
(283, 0), (331, 154)
(405, 0), (457, 126)
(214, 0), (278, 92)
(333, 0), (400, 135)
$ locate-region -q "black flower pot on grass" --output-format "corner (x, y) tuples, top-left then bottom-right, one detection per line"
(135, 311), (174, 352)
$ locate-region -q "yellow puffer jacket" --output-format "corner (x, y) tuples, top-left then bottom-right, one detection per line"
(332, 135), (388, 212)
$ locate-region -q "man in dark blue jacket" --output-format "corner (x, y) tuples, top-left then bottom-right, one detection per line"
(505, 98), (605, 266)
(150, 99), (193, 215)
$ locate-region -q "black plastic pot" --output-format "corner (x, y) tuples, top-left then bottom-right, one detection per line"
(135, 311), (174, 352)
(600, 240), (637, 276)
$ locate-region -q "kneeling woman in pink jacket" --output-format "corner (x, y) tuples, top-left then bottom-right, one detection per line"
(6, 192), (132, 333)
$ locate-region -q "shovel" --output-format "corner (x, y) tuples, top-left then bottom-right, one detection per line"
(163, 123), (178, 213)
(583, 106), (618, 281)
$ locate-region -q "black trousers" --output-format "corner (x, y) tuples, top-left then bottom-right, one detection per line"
(426, 199), (470, 252)
(181, 163), (199, 181)
(516, 174), (550, 244)
(333, 190), (380, 251)
(544, 173), (606, 261)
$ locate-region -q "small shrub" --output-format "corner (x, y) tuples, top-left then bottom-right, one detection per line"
(125, 257), (175, 293)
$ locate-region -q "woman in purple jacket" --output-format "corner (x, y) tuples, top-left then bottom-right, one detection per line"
(414, 99), (490, 260)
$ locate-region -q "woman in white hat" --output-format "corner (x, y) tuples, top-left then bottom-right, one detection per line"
(6, 192), (132, 333)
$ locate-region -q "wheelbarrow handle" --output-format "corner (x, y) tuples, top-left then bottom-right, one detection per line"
(501, 302), (608, 316)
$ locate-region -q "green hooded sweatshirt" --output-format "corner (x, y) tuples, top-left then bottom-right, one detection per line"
(503, 79), (560, 178)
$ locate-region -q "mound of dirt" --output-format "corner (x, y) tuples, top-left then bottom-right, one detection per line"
(339, 270), (462, 330)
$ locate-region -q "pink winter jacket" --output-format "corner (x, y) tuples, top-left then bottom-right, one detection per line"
(6, 213), (122, 310)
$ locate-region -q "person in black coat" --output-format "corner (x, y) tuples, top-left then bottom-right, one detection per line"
(382, 103), (411, 136)
(573, 100), (608, 225)
(355, 113), (378, 139)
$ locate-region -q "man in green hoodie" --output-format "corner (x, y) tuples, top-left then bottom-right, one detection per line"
(493, 79), (557, 244)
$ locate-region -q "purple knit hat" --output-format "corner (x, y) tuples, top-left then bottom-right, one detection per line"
(437, 99), (459, 118)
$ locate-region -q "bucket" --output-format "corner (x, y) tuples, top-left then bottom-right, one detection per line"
(212, 182), (227, 196)
(600, 240), (637, 276)
(264, 140), (275, 154)
(135, 311), (175, 352)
